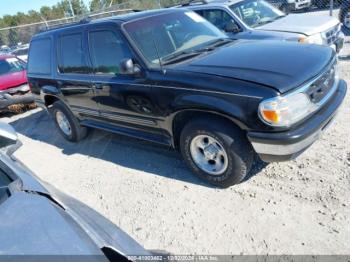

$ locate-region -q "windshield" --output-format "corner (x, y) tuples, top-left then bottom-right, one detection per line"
(230, 0), (285, 28)
(123, 11), (228, 65)
(0, 57), (26, 76)
(13, 48), (28, 56)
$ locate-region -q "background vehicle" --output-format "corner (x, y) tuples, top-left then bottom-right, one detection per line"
(11, 46), (29, 62)
(339, 0), (350, 29)
(265, 0), (312, 13)
(0, 45), (11, 54)
(27, 9), (347, 187)
(0, 55), (34, 111)
(181, 0), (344, 52)
(0, 121), (151, 260)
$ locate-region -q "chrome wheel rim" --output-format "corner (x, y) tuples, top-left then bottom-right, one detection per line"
(345, 12), (350, 29)
(56, 111), (72, 136)
(190, 135), (228, 176)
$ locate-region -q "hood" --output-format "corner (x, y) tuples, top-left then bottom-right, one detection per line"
(174, 40), (334, 93)
(256, 13), (339, 36)
(0, 70), (27, 91)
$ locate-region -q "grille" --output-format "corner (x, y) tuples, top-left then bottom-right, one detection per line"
(324, 24), (341, 45)
(306, 62), (337, 104)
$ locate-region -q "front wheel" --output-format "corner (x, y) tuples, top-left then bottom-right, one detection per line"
(281, 4), (290, 14)
(180, 118), (254, 188)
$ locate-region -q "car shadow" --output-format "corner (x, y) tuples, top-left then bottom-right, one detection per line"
(9, 109), (266, 188)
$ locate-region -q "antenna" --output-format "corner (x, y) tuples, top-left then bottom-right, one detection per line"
(152, 34), (166, 74)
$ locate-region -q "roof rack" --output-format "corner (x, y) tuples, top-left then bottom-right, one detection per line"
(38, 8), (136, 33)
(166, 0), (210, 8)
(181, 0), (210, 6)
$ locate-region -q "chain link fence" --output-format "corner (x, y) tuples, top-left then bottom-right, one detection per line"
(0, 0), (349, 56)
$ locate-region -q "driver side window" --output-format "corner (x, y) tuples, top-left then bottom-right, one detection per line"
(88, 30), (132, 75)
(197, 9), (239, 33)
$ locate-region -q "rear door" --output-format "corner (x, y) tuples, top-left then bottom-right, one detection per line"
(55, 29), (99, 117)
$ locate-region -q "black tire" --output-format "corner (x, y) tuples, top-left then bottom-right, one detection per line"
(342, 9), (350, 30)
(281, 4), (290, 14)
(50, 100), (87, 142)
(180, 118), (254, 188)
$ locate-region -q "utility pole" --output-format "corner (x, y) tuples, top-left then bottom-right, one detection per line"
(330, 0), (334, 16)
(40, 16), (49, 29)
(67, 0), (75, 17)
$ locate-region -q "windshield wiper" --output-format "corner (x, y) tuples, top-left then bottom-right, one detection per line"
(256, 20), (274, 26)
(161, 39), (233, 65)
(162, 50), (201, 65)
(200, 38), (233, 51)
(273, 14), (287, 20)
(257, 15), (286, 26)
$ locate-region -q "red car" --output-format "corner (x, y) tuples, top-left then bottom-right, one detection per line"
(0, 55), (34, 110)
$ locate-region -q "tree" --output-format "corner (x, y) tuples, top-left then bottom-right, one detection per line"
(90, 0), (103, 12)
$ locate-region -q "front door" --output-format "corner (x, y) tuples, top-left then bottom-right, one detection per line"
(86, 25), (160, 130)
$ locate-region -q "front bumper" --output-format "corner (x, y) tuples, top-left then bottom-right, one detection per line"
(0, 84), (34, 109)
(247, 79), (347, 162)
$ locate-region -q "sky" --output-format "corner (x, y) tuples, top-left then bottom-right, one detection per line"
(0, 0), (90, 17)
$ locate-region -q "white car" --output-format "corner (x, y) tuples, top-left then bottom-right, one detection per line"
(11, 47), (28, 62)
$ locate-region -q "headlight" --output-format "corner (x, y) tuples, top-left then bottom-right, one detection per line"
(298, 33), (325, 45)
(259, 92), (318, 127)
(18, 84), (30, 92)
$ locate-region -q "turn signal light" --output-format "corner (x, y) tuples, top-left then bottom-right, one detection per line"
(261, 110), (280, 124)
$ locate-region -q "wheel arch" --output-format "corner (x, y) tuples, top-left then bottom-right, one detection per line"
(40, 85), (64, 107)
(171, 109), (247, 150)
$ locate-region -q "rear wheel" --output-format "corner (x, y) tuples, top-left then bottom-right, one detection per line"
(50, 101), (87, 142)
(180, 118), (254, 188)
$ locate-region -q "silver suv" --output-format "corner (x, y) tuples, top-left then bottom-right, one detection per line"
(180, 0), (344, 52)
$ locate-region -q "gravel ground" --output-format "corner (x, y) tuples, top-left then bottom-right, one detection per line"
(2, 35), (350, 255)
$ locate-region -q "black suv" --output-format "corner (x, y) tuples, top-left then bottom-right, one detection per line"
(27, 9), (347, 187)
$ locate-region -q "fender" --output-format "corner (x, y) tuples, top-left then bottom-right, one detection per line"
(39, 85), (72, 110)
(166, 94), (249, 135)
(41, 85), (60, 96)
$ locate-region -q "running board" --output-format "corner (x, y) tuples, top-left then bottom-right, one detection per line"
(80, 120), (172, 147)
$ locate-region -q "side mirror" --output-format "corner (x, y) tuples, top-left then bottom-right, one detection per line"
(120, 59), (141, 75)
(225, 21), (241, 33)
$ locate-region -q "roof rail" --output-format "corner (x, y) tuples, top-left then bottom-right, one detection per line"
(166, 0), (210, 8)
(181, 0), (210, 6)
(38, 8), (135, 33)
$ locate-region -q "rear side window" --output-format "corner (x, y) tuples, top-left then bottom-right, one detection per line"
(58, 33), (89, 74)
(27, 38), (51, 75)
